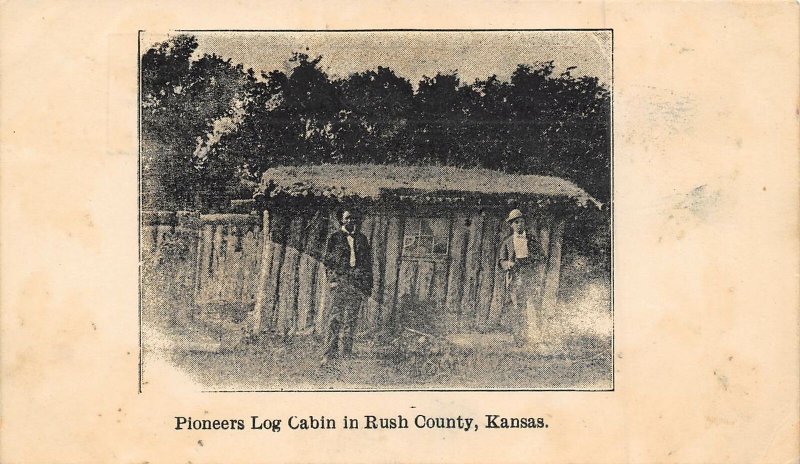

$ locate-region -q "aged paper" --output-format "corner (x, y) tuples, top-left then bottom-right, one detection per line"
(1, 1), (798, 463)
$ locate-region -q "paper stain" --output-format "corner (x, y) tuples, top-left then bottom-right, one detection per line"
(675, 185), (720, 221)
(658, 184), (723, 242)
(6, 272), (99, 393)
(713, 370), (729, 391)
(623, 85), (696, 137)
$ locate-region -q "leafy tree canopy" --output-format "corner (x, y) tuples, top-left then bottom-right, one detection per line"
(141, 34), (611, 212)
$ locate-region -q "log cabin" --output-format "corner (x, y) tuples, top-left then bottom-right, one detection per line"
(247, 164), (600, 338)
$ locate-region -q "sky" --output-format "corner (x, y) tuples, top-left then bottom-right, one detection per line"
(143, 30), (611, 88)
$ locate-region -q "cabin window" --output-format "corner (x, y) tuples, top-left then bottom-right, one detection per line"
(402, 217), (450, 257)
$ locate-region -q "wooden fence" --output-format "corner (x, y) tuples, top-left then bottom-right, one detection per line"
(141, 211), (263, 326)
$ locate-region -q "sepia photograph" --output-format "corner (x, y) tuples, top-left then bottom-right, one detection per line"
(139, 30), (613, 391)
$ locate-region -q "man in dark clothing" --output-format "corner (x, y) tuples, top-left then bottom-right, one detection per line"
(320, 209), (373, 366)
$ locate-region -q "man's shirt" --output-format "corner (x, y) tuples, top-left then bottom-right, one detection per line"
(342, 226), (357, 267)
(512, 232), (529, 259)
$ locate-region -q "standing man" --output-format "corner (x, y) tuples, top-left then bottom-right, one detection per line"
(321, 209), (373, 366)
(498, 209), (546, 347)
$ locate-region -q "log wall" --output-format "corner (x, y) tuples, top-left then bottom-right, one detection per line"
(142, 206), (567, 337)
(251, 206), (567, 337)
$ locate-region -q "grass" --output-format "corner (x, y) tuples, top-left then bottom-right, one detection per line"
(165, 326), (612, 391)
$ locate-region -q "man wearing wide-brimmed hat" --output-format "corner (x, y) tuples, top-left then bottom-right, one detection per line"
(498, 209), (546, 347)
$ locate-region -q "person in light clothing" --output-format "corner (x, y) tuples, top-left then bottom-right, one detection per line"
(320, 209), (373, 366)
(497, 209), (546, 347)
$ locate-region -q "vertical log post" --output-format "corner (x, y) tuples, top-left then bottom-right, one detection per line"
(487, 216), (510, 327)
(249, 209), (272, 334)
(536, 215), (552, 308)
(475, 214), (500, 328)
(264, 213), (289, 329)
(275, 215), (306, 336)
(313, 211), (338, 335)
(366, 215), (388, 329)
(445, 214), (468, 319)
(379, 216), (404, 331)
(223, 225), (239, 303)
(175, 211), (199, 324)
(240, 228), (257, 313)
(541, 217), (565, 315)
(462, 211), (485, 328)
(356, 216), (376, 332)
(296, 211), (327, 332)
(313, 263), (329, 336)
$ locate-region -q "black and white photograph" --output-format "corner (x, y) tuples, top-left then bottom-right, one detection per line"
(139, 30), (613, 391)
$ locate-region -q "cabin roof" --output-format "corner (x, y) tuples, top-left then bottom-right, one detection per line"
(257, 163), (601, 208)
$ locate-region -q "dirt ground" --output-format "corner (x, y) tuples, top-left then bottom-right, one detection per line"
(145, 269), (613, 391)
(161, 311), (612, 391)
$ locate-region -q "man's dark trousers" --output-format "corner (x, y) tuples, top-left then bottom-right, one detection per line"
(323, 281), (363, 358)
(322, 228), (372, 360)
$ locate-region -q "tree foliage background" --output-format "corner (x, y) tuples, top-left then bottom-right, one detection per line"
(141, 34), (610, 213)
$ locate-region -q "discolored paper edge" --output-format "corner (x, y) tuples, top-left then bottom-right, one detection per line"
(0, 1), (798, 463)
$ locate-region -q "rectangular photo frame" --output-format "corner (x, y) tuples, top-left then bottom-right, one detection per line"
(138, 29), (614, 392)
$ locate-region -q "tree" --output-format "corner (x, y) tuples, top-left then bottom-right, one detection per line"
(333, 66), (414, 163)
(141, 35), (249, 210)
(281, 53), (340, 165)
(214, 53), (342, 182)
(409, 73), (472, 166)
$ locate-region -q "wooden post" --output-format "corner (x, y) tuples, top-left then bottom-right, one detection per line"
(296, 211), (327, 332)
(487, 217), (510, 327)
(209, 225), (225, 305)
(541, 217), (565, 315)
(196, 223), (214, 305)
(475, 214), (500, 327)
(313, 211), (338, 335)
(175, 212), (199, 324)
(354, 216), (377, 332)
(190, 220), (205, 320)
(223, 225), (239, 303)
(395, 259), (417, 331)
(275, 215), (306, 335)
(248, 223), (262, 310)
(536, 216), (552, 308)
(366, 215), (388, 329)
(462, 211), (485, 326)
(380, 215), (404, 329)
(232, 230), (247, 308)
(264, 213), (289, 329)
(240, 229), (257, 313)
(430, 215), (454, 321)
(249, 210), (272, 334)
(445, 214), (468, 316)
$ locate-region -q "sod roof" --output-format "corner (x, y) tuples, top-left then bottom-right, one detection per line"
(257, 164), (601, 208)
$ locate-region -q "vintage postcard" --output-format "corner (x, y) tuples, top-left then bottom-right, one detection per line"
(139, 30), (613, 392)
(1, 2), (797, 463)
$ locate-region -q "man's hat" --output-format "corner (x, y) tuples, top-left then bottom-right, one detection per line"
(506, 209), (524, 223)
